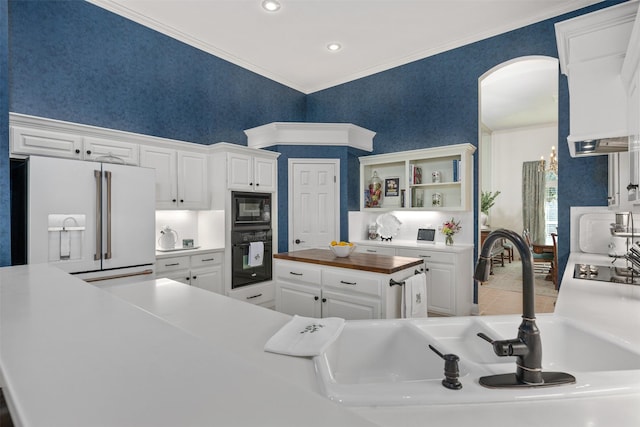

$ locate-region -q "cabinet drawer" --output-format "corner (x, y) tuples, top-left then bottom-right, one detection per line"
(156, 256), (190, 273)
(322, 269), (382, 297)
(191, 252), (222, 268)
(355, 245), (396, 256)
(396, 249), (455, 264)
(276, 262), (322, 286)
(228, 281), (275, 306)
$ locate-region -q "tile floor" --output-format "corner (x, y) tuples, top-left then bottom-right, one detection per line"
(478, 285), (557, 316)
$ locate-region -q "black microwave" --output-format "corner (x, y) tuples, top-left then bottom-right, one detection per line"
(232, 191), (271, 228)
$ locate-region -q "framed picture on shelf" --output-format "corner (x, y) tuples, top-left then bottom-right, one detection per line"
(384, 177), (400, 197)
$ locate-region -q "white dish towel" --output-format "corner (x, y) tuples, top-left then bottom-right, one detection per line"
(401, 273), (428, 318)
(248, 241), (264, 267)
(264, 315), (346, 357)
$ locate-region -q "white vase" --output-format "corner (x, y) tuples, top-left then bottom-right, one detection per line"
(480, 212), (489, 229)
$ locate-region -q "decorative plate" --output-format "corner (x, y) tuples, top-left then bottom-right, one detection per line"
(376, 213), (402, 239)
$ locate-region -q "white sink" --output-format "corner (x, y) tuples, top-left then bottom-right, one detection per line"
(313, 315), (640, 406)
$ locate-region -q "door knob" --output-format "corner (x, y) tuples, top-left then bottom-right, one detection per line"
(295, 239), (305, 244)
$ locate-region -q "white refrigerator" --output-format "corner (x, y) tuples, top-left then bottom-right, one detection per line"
(28, 156), (156, 283)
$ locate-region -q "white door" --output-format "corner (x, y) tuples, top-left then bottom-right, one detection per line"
(289, 160), (339, 251)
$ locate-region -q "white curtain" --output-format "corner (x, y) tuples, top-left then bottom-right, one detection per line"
(522, 161), (546, 244)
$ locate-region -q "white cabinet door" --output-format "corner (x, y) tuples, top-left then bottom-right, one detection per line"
(254, 156), (277, 192)
(140, 146), (178, 209)
(177, 151), (209, 209)
(11, 126), (83, 159)
(158, 269), (191, 285)
(322, 290), (380, 320)
(426, 263), (455, 315)
(227, 152), (253, 190)
(83, 137), (140, 165)
(190, 266), (223, 294)
(628, 69), (640, 202)
(276, 281), (321, 317)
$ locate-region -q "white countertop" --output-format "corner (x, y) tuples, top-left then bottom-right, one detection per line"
(155, 245), (224, 259)
(1, 257), (640, 427)
(353, 239), (473, 253)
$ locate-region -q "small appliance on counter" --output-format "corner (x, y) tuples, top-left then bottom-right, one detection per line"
(158, 225), (179, 250)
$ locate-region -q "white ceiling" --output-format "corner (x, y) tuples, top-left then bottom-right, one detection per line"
(89, 0), (601, 95)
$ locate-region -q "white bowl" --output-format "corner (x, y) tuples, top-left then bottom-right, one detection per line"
(330, 244), (356, 257)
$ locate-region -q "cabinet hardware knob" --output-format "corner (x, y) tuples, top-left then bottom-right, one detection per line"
(256, 183), (259, 186)
(249, 182), (253, 186)
(180, 199), (184, 203)
(314, 296), (319, 301)
(86, 150), (92, 155)
(186, 277), (190, 281)
(627, 183), (639, 191)
(172, 199), (177, 203)
(192, 276), (197, 280)
(75, 149), (81, 154)
(322, 298), (327, 303)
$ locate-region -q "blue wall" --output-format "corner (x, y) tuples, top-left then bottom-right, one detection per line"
(0, 0), (9, 266)
(306, 2), (623, 276)
(1, 0), (626, 268)
(8, 0), (305, 145)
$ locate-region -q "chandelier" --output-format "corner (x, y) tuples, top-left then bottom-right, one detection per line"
(538, 146), (558, 175)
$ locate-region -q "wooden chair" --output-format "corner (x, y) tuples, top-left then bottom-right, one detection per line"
(523, 229), (554, 274)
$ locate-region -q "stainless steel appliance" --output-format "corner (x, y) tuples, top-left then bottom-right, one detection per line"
(231, 229), (272, 289)
(232, 191), (271, 229)
(28, 156), (156, 283)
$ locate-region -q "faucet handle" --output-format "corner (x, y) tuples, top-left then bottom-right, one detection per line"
(477, 332), (527, 357)
(477, 332), (494, 344)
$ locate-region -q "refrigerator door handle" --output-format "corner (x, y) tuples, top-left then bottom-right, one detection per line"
(94, 170), (102, 261)
(105, 170), (112, 260)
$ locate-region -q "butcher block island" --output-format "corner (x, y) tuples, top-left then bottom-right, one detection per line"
(273, 249), (424, 319)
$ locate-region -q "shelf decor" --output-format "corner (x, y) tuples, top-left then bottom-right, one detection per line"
(358, 143), (476, 212)
(442, 218), (461, 246)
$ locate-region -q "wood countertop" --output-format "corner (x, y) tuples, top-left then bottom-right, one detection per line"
(273, 248), (423, 274)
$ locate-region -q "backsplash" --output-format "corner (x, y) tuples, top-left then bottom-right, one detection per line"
(348, 210), (474, 245)
(155, 210), (225, 250)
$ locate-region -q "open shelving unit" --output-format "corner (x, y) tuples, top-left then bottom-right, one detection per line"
(359, 143), (476, 211)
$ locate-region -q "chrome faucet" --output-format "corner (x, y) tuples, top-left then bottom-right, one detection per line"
(474, 229), (575, 388)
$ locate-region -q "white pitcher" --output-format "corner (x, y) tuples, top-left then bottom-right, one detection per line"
(158, 225), (179, 250)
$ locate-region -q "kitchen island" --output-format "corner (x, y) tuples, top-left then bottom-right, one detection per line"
(274, 249), (423, 319)
(1, 260), (639, 426)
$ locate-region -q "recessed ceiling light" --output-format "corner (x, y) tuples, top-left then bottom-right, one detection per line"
(262, 0), (281, 12)
(327, 43), (342, 52)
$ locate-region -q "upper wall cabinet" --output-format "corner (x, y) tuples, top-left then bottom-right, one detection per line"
(210, 143), (279, 196)
(10, 116), (139, 165)
(140, 146), (209, 210)
(359, 143), (476, 212)
(556, 1), (638, 155)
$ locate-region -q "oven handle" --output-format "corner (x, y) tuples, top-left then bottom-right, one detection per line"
(233, 242), (272, 248)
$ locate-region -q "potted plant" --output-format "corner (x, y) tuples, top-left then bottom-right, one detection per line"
(480, 190), (501, 229)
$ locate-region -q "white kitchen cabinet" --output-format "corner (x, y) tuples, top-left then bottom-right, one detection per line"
(227, 281), (275, 309)
(353, 244), (397, 256)
(226, 151), (277, 192)
(395, 247), (472, 316)
(140, 145), (209, 210)
(274, 259), (403, 320)
(359, 143), (476, 211)
(11, 125), (140, 165)
(156, 250), (224, 294)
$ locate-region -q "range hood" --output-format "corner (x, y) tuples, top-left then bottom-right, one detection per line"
(555, 1), (638, 158)
(571, 136), (629, 157)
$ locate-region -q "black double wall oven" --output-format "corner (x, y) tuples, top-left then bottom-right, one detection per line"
(231, 192), (273, 289)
